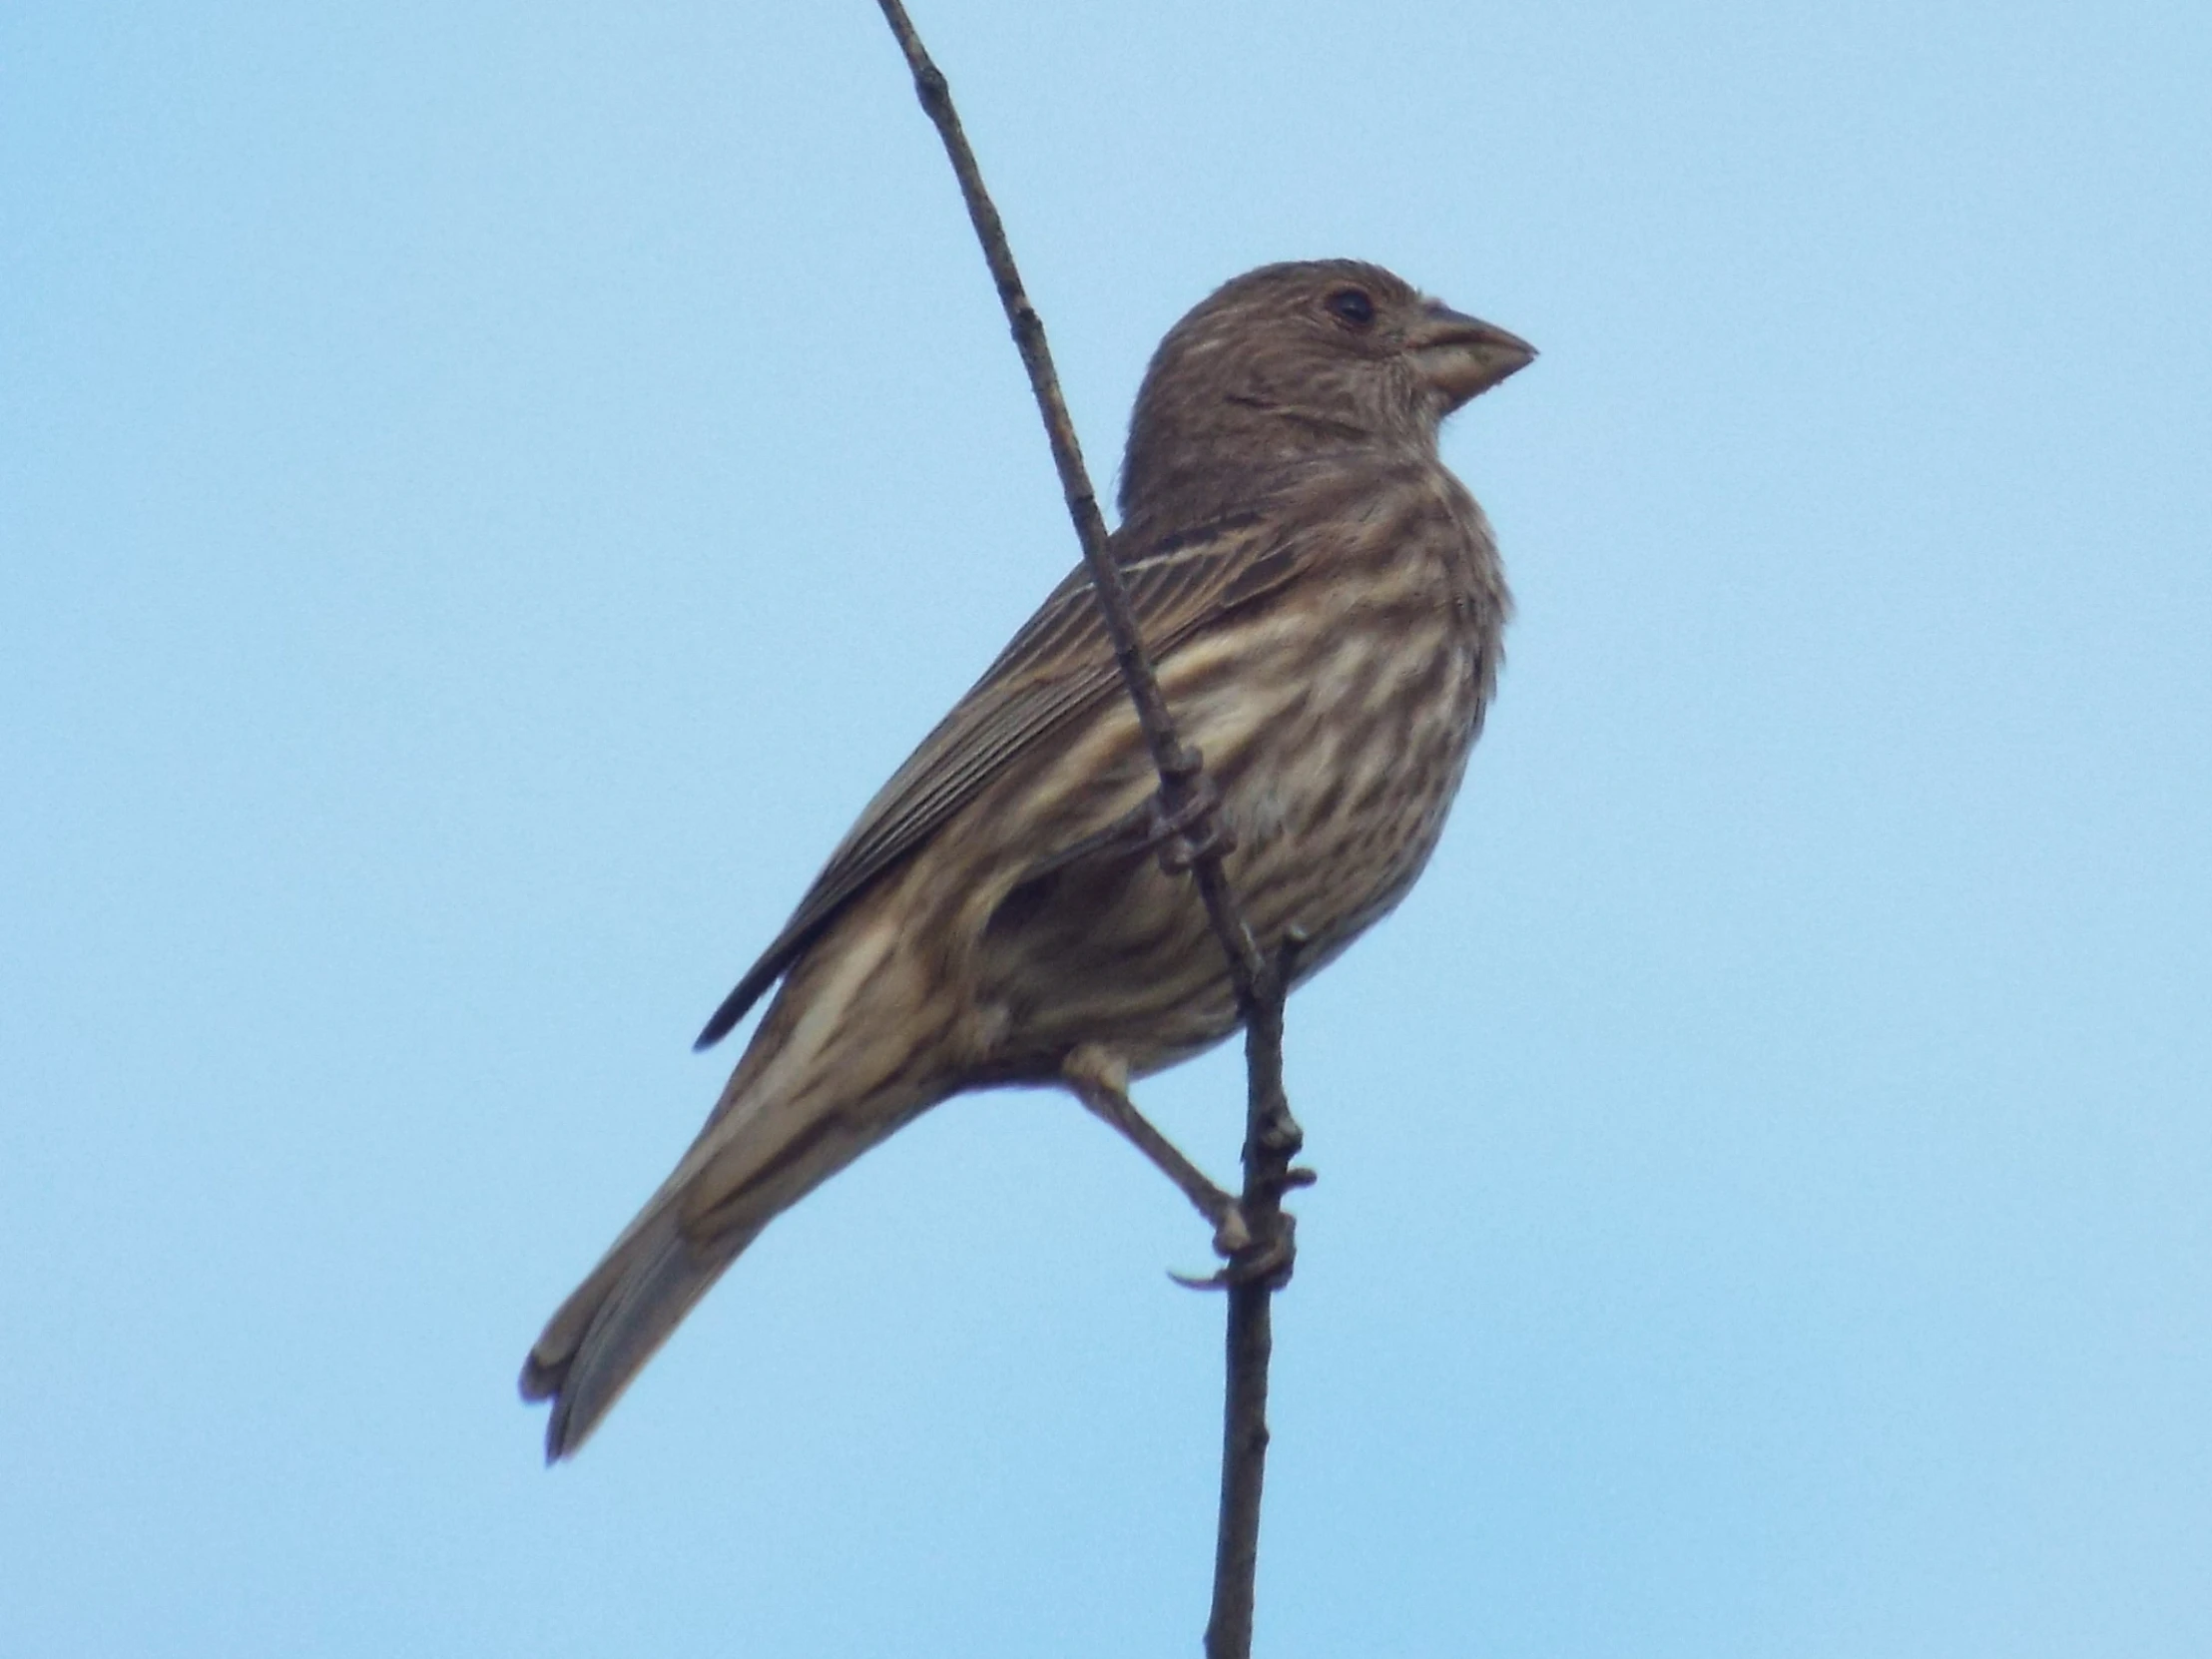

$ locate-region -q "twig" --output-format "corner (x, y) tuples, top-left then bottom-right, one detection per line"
(870, 5), (1301, 1654)
(1205, 943), (1304, 1659)
(868, 0), (1264, 996)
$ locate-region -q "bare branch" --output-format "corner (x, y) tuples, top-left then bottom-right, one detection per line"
(869, 5), (1303, 1654)
(1203, 943), (1305, 1659)
(869, 0), (1265, 997)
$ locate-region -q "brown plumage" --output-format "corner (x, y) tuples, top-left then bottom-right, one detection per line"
(521, 260), (1534, 1458)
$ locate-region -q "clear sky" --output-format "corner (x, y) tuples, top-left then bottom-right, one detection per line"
(5, 1), (2209, 1654)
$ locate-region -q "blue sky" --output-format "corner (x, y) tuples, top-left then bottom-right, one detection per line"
(4, 1), (2209, 1654)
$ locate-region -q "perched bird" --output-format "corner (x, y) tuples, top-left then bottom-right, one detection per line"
(521, 260), (1534, 1458)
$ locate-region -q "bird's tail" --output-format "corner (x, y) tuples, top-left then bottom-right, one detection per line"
(518, 1171), (767, 1461)
(521, 1074), (943, 1456)
(523, 894), (951, 1458)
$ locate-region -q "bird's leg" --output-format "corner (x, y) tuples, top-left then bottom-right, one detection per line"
(1063, 1044), (1250, 1256)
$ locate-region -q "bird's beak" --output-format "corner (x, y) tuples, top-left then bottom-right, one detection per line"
(1407, 300), (1536, 410)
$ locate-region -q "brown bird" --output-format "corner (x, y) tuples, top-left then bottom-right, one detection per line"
(521, 260), (1533, 1458)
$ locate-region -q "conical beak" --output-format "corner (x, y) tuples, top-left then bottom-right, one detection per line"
(1407, 300), (1536, 410)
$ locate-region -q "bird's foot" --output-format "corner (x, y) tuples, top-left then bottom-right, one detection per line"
(1172, 1166), (1315, 1290)
(1172, 1210), (1300, 1292)
(1065, 1043), (1247, 1247)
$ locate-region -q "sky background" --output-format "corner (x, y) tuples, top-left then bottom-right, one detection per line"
(5, 1), (2210, 1654)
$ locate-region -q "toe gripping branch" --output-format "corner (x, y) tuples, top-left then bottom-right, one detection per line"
(1174, 1120), (1316, 1294)
(1175, 933), (1314, 1294)
(1063, 1041), (1314, 1292)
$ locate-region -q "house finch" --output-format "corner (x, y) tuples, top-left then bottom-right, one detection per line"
(521, 260), (1533, 1458)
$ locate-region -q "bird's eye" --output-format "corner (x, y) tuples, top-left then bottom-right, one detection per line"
(1325, 287), (1377, 328)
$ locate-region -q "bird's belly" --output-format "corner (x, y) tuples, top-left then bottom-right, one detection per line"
(1209, 608), (1484, 972)
(964, 601), (1488, 1080)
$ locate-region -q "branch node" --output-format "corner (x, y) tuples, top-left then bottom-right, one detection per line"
(914, 63), (948, 110)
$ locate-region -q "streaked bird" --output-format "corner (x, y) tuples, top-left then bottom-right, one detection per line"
(522, 260), (1534, 1458)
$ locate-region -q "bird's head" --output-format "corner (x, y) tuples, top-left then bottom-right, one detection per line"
(1119, 260), (1534, 523)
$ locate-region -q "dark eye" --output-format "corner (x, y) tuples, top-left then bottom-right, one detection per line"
(1324, 286), (1377, 329)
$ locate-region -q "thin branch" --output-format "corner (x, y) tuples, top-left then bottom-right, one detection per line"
(869, 5), (1303, 1655)
(869, 0), (1264, 998)
(1205, 946), (1305, 1659)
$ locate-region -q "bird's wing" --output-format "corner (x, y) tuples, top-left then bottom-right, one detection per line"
(692, 509), (1311, 1049)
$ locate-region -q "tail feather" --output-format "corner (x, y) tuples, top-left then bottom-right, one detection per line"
(523, 900), (941, 1459)
(520, 1198), (764, 1461)
(520, 1095), (927, 1458)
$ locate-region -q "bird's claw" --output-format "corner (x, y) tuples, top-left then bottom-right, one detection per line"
(1169, 1163), (1313, 1288)
(1171, 1213), (1298, 1293)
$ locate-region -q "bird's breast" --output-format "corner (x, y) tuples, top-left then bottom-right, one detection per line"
(1162, 532), (1498, 963)
(951, 474), (1505, 1080)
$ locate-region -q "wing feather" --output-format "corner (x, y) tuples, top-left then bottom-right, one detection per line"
(692, 509), (1309, 1048)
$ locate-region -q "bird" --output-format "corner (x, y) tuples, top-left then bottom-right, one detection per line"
(520, 259), (1534, 1459)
